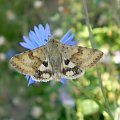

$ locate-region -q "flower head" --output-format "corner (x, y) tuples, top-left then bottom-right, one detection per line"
(20, 24), (77, 86)
(59, 88), (75, 107)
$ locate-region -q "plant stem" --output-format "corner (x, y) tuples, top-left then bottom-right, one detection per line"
(65, 106), (72, 120)
(82, 0), (114, 119)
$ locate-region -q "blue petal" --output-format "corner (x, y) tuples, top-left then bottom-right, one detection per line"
(23, 36), (35, 46)
(28, 77), (36, 86)
(60, 30), (71, 43)
(22, 36), (37, 49)
(22, 36), (30, 43)
(19, 42), (34, 50)
(34, 26), (42, 43)
(45, 23), (51, 40)
(29, 31), (40, 47)
(60, 77), (68, 84)
(65, 40), (78, 46)
(63, 34), (75, 44)
(38, 24), (45, 43)
(25, 75), (37, 86)
(25, 75), (30, 81)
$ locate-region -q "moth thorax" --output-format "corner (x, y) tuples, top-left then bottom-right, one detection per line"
(50, 54), (62, 69)
(46, 38), (58, 50)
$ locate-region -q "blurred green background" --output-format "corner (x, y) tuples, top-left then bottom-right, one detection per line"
(0, 0), (120, 120)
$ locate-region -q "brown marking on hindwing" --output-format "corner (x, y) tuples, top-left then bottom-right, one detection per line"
(33, 69), (52, 80)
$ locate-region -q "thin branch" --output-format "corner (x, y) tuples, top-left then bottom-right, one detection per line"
(82, 0), (114, 119)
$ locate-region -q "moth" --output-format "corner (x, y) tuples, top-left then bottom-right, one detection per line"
(9, 37), (103, 82)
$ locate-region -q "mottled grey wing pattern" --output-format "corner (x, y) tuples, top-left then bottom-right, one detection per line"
(61, 44), (78, 59)
(62, 44), (103, 69)
(10, 46), (54, 81)
(70, 46), (103, 69)
(9, 46), (50, 79)
(61, 44), (103, 79)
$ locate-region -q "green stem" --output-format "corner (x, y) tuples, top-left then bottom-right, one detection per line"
(82, 0), (114, 120)
(71, 81), (105, 111)
(65, 106), (72, 120)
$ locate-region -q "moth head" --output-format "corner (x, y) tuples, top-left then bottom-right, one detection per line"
(46, 36), (59, 49)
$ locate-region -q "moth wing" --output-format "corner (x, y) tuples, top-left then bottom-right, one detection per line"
(61, 44), (78, 59)
(10, 46), (53, 82)
(70, 46), (103, 69)
(61, 58), (85, 79)
(61, 44), (84, 79)
(62, 44), (103, 69)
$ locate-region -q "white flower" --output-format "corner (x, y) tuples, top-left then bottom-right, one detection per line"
(6, 10), (16, 21)
(113, 51), (120, 64)
(53, 28), (63, 37)
(0, 36), (6, 46)
(0, 53), (6, 61)
(31, 106), (43, 118)
(34, 0), (43, 8)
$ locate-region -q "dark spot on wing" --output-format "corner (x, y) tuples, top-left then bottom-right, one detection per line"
(62, 66), (83, 76)
(42, 61), (48, 67)
(34, 70), (42, 78)
(28, 52), (34, 59)
(78, 47), (83, 54)
(64, 59), (70, 65)
(34, 69), (52, 79)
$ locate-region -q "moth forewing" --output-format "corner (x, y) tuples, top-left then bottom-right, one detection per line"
(9, 54), (28, 75)
(70, 46), (103, 69)
(10, 52), (37, 75)
(9, 46), (47, 76)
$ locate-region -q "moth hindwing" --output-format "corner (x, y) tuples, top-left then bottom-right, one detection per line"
(10, 37), (103, 82)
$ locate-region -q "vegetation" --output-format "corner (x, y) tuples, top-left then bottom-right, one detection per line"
(0, 0), (120, 120)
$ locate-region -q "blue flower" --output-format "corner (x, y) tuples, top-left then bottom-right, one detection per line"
(59, 88), (75, 107)
(20, 24), (77, 86)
